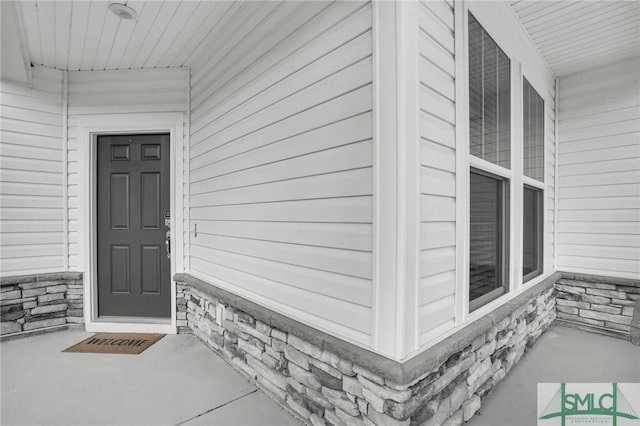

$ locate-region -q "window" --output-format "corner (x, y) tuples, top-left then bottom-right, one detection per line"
(468, 13), (511, 310)
(523, 78), (544, 181)
(463, 7), (548, 319)
(469, 170), (509, 311)
(523, 78), (545, 282)
(523, 186), (543, 282)
(468, 13), (511, 169)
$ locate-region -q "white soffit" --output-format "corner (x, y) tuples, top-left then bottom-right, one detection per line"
(510, 0), (640, 77)
(16, 0), (271, 71)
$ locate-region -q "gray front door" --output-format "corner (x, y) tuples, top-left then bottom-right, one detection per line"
(97, 134), (171, 318)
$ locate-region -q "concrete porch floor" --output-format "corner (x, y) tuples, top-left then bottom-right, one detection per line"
(0, 330), (302, 426)
(468, 325), (640, 426)
(1, 326), (638, 426)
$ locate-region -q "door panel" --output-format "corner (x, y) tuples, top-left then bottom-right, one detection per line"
(141, 245), (161, 294)
(141, 173), (160, 229)
(110, 245), (130, 293)
(110, 174), (130, 229)
(97, 134), (171, 318)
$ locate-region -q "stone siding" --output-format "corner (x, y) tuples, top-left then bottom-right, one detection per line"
(177, 278), (556, 426)
(554, 273), (639, 338)
(1, 272), (84, 338)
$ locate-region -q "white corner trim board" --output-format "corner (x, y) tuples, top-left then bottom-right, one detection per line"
(62, 71), (69, 271)
(77, 112), (184, 334)
(371, 0), (421, 359)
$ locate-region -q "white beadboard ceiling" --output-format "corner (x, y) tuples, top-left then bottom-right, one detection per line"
(16, 0), (265, 71)
(510, 0), (640, 77)
(10, 1), (640, 77)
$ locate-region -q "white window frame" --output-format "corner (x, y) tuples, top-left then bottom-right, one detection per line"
(455, 1), (550, 326)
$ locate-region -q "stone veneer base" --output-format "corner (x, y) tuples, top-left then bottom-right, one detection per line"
(175, 272), (560, 426)
(5, 269), (632, 424)
(553, 272), (639, 341)
(1, 272), (84, 341)
(0, 323), (84, 342)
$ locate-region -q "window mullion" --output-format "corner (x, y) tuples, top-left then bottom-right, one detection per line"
(511, 61), (524, 294)
(495, 43), (499, 168)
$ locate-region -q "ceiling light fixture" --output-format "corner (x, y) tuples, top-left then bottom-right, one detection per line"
(108, 2), (137, 20)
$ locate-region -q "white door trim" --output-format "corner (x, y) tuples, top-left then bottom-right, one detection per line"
(78, 112), (184, 334)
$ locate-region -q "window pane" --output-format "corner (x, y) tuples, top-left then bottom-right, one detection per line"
(470, 171), (509, 307)
(523, 78), (544, 181)
(468, 13), (511, 169)
(469, 15), (483, 159)
(523, 186), (543, 281)
(483, 30), (498, 164)
(498, 50), (511, 167)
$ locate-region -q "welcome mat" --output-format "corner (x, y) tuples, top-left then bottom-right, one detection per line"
(63, 333), (165, 355)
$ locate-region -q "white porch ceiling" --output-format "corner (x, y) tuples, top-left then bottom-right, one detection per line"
(9, 1), (640, 77)
(15, 0), (259, 71)
(510, 0), (640, 77)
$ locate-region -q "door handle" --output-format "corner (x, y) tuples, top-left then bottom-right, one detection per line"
(165, 231), (171, 259)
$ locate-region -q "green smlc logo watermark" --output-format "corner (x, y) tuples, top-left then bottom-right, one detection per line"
(539, 383), (639, 426)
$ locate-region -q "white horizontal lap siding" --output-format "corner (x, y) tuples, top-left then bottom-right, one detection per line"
(0, 66), (64, 276)
(66, 67), (188, 270)
(557, 57), (640, 279)
(188, 1), (374, 346)
(417, 0), (457, 344)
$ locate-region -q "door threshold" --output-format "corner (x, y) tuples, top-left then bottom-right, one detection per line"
(95, 316), (172, 324)
(86, 317), (175, 334)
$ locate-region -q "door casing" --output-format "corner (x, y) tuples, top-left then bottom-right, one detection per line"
(78, 113), (184, 334)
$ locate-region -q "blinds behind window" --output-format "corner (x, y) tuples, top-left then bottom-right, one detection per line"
(468, 13), (511, 169)
(523, 78), (544, 181)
